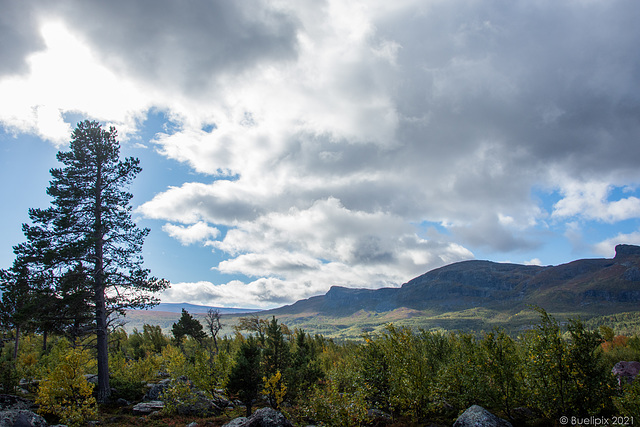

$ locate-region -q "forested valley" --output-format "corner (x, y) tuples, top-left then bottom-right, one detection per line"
(0, 308), (639, 426)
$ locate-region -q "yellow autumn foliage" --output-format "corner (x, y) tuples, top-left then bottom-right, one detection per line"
(262, 370), (287, 410)
(36, 346), (97, 427)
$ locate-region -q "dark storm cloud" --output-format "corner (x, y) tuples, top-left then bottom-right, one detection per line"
(449, 213), (542, 253)
(50, 0), (300, 94)
(0, 1), (45, 76)
(378, 1), (640, 181)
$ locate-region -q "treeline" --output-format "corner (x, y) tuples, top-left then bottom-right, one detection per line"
(1, 307), (639, 426)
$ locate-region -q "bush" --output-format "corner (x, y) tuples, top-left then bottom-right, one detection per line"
(16, 334), (40, 386)
(435, 333), (486, 412)
(161, 379), (200, 415)
(614, 379), (640, 418)
(109, 351), (163, 401)
(262, 370), (287, 410)
(478, 328), (524, 419)
(302, 380), (368, 427)
(0, 358), (18, 393)
(36, 346), (97, 427)
(523, 309), (616, 418)
(380, 325), (448, 418)
(184, 348), (232, 396)
(162, 344), (187, 378)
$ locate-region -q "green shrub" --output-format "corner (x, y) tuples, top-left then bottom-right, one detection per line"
(478, 328), (524, 419)
(614, 379), (640, 418)
(185, 348), (232, 395)
(302, 380), (367, 427)
(36, 346), (97, 427)
(161, 379), (200, 415)
(434, 333), (487, 412)
(380, 325), (448, 418)
(16, 334), (40, 385)
(162, 344), (187, 378)
(0, 358), (18, 393)
(523, 309), (616, 419)
(109, 351), (163, 401)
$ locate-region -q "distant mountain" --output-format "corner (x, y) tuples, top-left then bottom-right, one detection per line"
(145, 302), (260, 315)
(255, 244), (640, 337)
(125, 245), (640, 338)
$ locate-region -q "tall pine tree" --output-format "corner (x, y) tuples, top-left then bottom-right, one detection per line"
(11, 120), (169, 402)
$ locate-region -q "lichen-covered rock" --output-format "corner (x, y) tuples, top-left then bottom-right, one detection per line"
(0, 409), (48, 427)
(144, 380), (170, 401)
(172, 390), (221, 417)
(223, 418), (248, 427)
(0, 395), (36, 412)
(132, 400), (165, 415)
(223, 407), (293, 427)
(210, 393), (233, 410)
(453, 405), (512, 427)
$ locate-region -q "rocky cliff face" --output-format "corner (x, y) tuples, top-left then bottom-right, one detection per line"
(615, 244), (640, 258)
(272, 244), (640, 317)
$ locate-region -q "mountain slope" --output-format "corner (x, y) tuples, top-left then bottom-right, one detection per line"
(266, 244), (640, 321)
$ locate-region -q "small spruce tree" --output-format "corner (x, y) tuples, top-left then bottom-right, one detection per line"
(227, 336), (262, 417)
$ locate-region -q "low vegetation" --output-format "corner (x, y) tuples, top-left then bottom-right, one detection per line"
(0, 307), (639, 426)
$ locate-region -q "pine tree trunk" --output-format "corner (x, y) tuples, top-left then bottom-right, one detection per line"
(95, 286), (110, 402)
(94, 162), (110, 403)
(13, 324), (20, 360)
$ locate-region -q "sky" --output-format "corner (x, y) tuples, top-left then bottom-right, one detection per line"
(1, 0), (640, 309)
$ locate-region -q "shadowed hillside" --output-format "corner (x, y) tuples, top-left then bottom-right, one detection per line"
(249, 244), (640, 337)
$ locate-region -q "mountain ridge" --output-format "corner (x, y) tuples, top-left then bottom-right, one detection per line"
(264, 244), (640, 318)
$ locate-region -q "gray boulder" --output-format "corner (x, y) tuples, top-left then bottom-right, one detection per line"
(453, 405), (512, 427)
(224, 418), (248, 427)
(367, 408), (391, 421)
(132, 400), (165, 415)
(0, 395), (35, 412)
(144, 379), (171, 401)
(210, 393), (233, 410)
(223, 407), (293, 427)
(170, 390), (221, 417)
(612, 361), (640, 386)
(0, 409), (48, 427)
(83, 374), (98, 384)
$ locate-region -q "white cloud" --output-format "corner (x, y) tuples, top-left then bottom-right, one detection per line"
(0, 22), (152, 145)
(552, 180), (640, 223)
(162, 222), (220, 246)
(160, 278), (320, 309)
